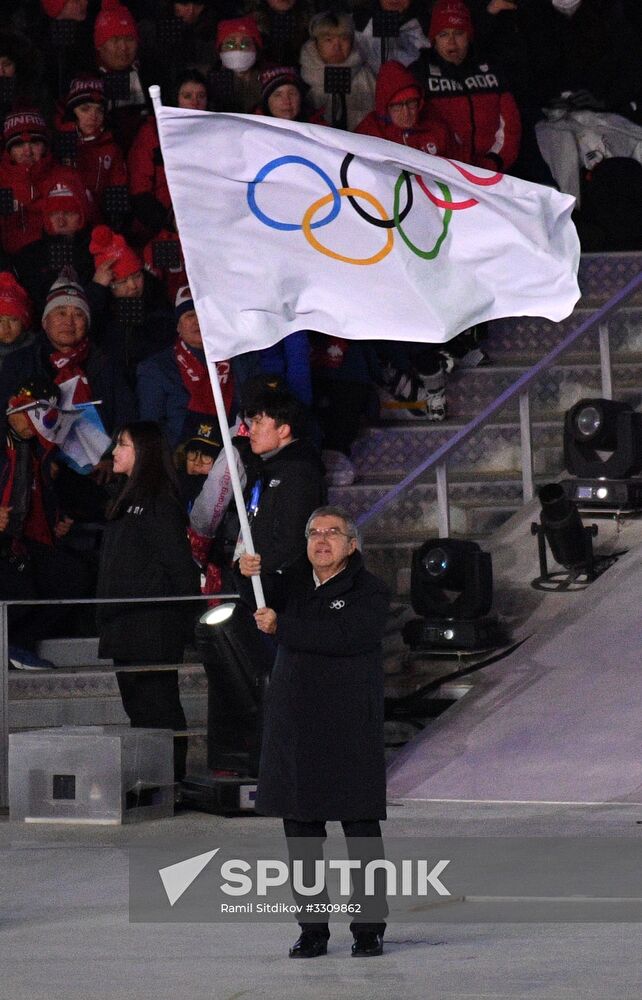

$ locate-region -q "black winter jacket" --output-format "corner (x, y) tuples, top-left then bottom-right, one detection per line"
(96, 494), (200, 662)
(246, 438), (326, 574)
(251, 551), (390, 821)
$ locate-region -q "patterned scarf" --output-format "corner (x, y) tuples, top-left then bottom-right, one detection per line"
(174, 338), (233, 416)
(49, 338), (93, 403)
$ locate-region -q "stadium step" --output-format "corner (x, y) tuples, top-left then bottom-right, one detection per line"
(8, 662), (208, 731)
(343, 250), (642, 598)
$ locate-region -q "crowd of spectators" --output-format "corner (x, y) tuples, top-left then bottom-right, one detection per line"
(0, 0), (640, 670)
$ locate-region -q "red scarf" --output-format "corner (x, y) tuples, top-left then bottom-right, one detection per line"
(174, 338), (233, 416)
(49, 338), (93, 403)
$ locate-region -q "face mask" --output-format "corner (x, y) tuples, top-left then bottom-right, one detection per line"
(220, 49), (256, 72)
(551, 0), (582, 14)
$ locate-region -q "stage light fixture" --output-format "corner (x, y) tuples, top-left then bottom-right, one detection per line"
(183, 602), (271, 813)
(561, 397), (642, 509)
(531, 483), (612, 588)
(403, 539), (501, 651)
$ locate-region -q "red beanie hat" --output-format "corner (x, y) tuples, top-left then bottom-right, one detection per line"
(0, 272), (32, 329)
(40, 0), (67, 16)
(94, 0), (139, 49)
(429, 0), (474, 43)
(3, 110), (50, 151)
(90, 224), (142, 281)
(215, 16), (263, 51)
(41, 169), (90, 233)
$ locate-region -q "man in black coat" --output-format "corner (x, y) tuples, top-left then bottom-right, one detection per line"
(237, 388), (326, 576)
(241, 505), (391, 959)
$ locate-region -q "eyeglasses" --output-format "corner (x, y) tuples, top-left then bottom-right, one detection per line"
(186, 451), (214, 466)
(388, 98), (420, 113)
(220, 39), (254, 50)
(306, 526), (351, 539)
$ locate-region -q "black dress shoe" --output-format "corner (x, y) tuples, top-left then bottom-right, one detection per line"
(289, 933), (329, 959)
(351, 932), (384, 957)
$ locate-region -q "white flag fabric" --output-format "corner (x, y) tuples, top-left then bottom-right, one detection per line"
(154, 97), (581, 363)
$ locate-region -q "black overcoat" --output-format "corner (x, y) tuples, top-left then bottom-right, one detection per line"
(254, 551), (390, 821)
(96, 495), (200, 662)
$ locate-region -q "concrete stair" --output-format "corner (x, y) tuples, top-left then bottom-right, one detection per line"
(331, 251), (642, 598)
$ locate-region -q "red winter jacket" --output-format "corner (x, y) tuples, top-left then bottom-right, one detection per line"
(128, 119), (170, 200)
(55, 120), (127, 205)
(127, 118), (173, 238)
(355, 60), (457, 158)
(0, 153), (54, 256)
(410, 50), (521, 171)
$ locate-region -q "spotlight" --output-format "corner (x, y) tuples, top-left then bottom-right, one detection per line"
(561, 397), (642, 509)
(531, 483), (614, 588)
(403, 539), (501, 651)
(181, 602), (272, 814)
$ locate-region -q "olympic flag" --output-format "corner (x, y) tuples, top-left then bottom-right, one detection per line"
(153, 96), (581, 362)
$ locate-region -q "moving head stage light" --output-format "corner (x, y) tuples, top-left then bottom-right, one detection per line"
(403, 539), (501, 651)
(561, 397), (642, 510)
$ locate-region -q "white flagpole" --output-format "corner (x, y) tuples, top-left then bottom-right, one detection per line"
(149, 85), (266, 611)
(205, 357), (266, 610)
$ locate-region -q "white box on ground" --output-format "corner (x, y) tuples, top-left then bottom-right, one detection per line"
(9, 726), (174, 824)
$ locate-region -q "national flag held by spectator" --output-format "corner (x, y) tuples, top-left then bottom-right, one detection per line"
(152, 95), (581, 363)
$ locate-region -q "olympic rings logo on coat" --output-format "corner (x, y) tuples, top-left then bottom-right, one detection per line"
(246, 153), (503, 266)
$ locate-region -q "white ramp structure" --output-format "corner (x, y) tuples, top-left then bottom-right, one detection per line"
(387, 543), (642, 804)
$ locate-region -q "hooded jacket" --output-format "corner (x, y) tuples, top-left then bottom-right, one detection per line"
(356, 60), (457, 157)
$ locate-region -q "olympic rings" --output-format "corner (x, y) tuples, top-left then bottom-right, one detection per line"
(416, 175), (478, 211)
(301, 187), (394, 265)
(246, 155), (341, 231)
(445, 160), (503, 187)
(393, 176), (453, 259)
(246, 152), (500, 264)
(339, 153), (413, 229)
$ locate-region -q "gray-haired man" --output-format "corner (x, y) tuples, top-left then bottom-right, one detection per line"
(240, 505), (390, 958)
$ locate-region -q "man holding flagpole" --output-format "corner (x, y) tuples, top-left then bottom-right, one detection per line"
(241, 505), (390, 958)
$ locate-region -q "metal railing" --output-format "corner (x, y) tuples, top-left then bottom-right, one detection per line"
(0, 592), (239, 810)
(356, 271), (642, 537)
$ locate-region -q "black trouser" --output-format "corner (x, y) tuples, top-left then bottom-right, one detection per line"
(114, 663), (187, 781)
(1, 540), (95, 650)
(283, 818), (388, 938)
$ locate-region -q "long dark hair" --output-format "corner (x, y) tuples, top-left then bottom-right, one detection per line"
(108, 421), (185, 520)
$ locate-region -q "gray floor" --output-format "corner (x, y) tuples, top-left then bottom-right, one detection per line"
(1, 800), (641, 1000)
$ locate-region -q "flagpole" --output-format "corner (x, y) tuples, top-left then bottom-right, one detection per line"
(149, 85), (265, 611)
(206, 356), (266, 610)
